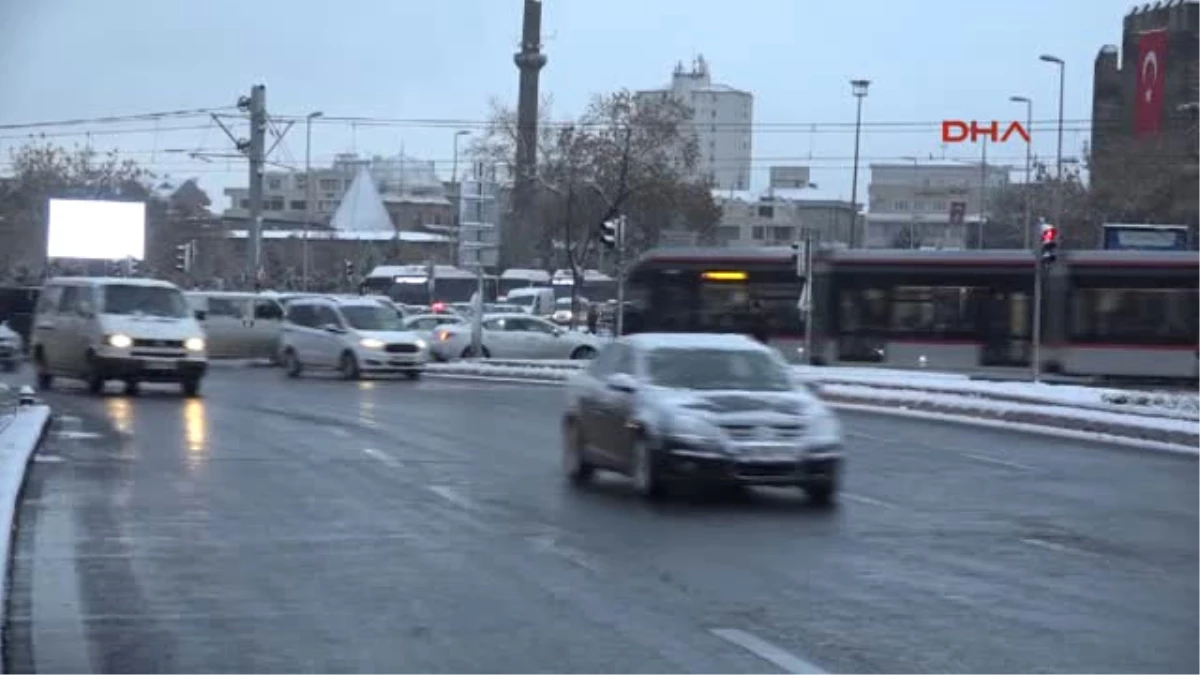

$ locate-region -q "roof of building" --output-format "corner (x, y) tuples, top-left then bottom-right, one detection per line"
(712, 187), (852, 205)
(223, 229), (449, 243)
(330, 166), (395, 232)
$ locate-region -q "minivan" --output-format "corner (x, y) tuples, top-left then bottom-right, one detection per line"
(32, 277), (208, 396)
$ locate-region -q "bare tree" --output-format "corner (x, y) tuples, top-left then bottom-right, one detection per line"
(473, 90), (721, 272)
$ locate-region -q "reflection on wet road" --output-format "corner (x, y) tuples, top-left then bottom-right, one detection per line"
(3, 368), (1197, 673)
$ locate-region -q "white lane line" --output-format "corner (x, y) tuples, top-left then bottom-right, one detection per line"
(361, 447), (401, 468)
(710, 628), (826, 674)
(328, 427), (351, 438)
(58, 415), (82, 424)
(527, 534), (603, 574)
(52, 430), (103, 440)
(840, 492), (896, 509)
(961, 452), (1036, 471)
(428, 485), (480, 511)
(1018, 537), (1100, 558)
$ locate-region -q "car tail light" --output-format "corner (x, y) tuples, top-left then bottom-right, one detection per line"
(432, 302), (447, 312)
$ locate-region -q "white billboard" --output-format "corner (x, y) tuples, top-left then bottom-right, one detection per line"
(47, 198), (146, 260)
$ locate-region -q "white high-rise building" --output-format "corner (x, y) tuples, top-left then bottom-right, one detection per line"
(635, 55), (753, 191)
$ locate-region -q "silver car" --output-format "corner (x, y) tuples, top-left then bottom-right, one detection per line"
(561, 333), (844, 504)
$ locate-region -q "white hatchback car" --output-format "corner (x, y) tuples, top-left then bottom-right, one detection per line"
(279, 296), (429, 380)
(429, 312), (601, 361)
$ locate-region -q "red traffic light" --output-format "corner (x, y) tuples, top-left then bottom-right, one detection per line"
(1040, 225), (1058, 244)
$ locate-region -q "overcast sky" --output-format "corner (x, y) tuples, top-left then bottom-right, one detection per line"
(1, 0), (1138, 206)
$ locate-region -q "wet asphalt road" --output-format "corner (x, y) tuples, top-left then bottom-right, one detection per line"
(1, 366), (1196, 674)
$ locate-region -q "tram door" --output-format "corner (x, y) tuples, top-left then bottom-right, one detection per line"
(979, 287), (1031, 367)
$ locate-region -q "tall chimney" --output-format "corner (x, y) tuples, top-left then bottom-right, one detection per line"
(512, 0), (547, 262)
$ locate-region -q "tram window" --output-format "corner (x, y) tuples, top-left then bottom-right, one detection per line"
(889, 285), (982, 336)
(1070, 288), (1198, 345)
(837, 288), (889, 332)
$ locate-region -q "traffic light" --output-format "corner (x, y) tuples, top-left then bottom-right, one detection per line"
(1039, 222), (1058, 263)
(344, 259), (355, 278)
(125, 257), (139, 277)
(174, 243), (190, 272)
(600, 218), (619, 250)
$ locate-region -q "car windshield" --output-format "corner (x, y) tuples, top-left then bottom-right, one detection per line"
(102, 285), (189, 318)
(341, 305), (405, 331)
(646, 347), (793, 392)
(508, 294), (537, 307)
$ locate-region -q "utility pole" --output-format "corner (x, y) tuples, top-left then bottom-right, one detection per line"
(978, 135), (988, 249)
(303, 110), (323, 291)
(247, 84), (267, 287)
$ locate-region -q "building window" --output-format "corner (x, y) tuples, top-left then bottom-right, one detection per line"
(295, 176), (307, 190)
(913, 201), (925, 212)
(751, 226), (765, 240)
(265, 196), (284, 211)
(932, 200), (947, 211)
(772, 226), (792, 242)
(290, 200), (306, 211)
(758, 205), (775, 218)
(717, 226), (739, 243)
(319, 179), (339, 191)
(267, 178), (282, 190)
(894, 201), (909, 211)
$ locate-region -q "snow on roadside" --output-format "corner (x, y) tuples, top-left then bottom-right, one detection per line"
(0, 403), (51, 665)
(424, 362), (1198, 449)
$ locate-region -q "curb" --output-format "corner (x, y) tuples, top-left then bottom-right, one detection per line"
(0, 404), (52, 673)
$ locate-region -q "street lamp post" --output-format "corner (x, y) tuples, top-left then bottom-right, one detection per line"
(901, 155), (920, 248)
(302, 111), (323, 291)
(1010, 96), (1034, 248)
(849, 79), (870, 248)
(450, 130), (470, 265)
(1039, 55), (1065, 236)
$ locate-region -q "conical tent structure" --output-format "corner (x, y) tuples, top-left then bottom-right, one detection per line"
(330, 166), (394, 232)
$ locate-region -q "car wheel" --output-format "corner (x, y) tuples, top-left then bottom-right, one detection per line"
(34, 354), (52, 390)
(124, 380), (140, 396)
(283, 349), (302, 378)
(631, 436), (665, 500)
(339, 351), (361, 380)
(181, 377), (202, 398)
(405, 370), (422, 381)
(83, 351), (106, 395)
(804, 482), (837, 507)
(570, 346), (597, 360)
(562, 418), (594, 485)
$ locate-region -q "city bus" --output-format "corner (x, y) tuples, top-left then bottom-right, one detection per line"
(498, 268), (551, 300)
(551, 269), (617, 302)
(363, 265), (497, 306)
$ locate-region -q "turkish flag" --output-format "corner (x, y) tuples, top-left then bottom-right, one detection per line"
(1134, 29), (1169, 137)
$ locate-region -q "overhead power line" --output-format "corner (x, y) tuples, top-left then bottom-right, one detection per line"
(0, 106), (234, 131)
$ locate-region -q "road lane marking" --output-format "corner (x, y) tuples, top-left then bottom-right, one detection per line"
(710, 628), (826, 674)
(428, 485), (480, 511)
(840, 492), (896, 509)
(961, 452), (1036, 471)
(527, 534), (602, 574)
(52, 430), (103, 440)
(328, 427), (352, 438)
(1019, 537), (1100, 558)
(361, 447), (401, 468)
(58, 415), (82, 424)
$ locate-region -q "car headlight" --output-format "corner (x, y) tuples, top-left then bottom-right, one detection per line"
(664, 412), (722, 448)
(359, 338), (386, 349)
(184, 337), (205, 352)
(415, 339), (427, 350)
(807, 409), (842, 444)
(107, 334), (133, 348)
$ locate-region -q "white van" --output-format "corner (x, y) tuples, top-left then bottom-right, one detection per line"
(185, 291), (285, 361)
(31, 277), (208, 396)
(505, 287), (555, 318)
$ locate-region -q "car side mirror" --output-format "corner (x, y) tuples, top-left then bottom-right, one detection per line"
(553, 327), (565, 337)
(606, 373), (637, 393)
(194, 310), (207, 321)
